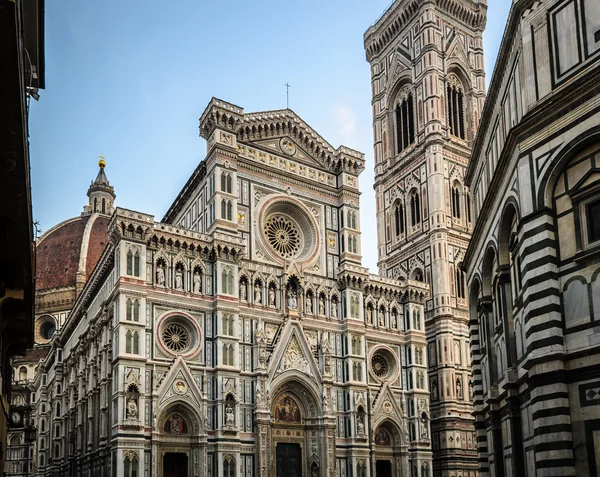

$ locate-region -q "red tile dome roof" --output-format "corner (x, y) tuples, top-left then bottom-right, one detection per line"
(35, 214), (109, 292)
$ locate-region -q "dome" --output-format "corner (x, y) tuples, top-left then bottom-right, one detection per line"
(35, 214), (109, 293)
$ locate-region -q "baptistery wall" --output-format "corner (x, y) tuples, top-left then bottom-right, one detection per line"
(22, 97), (432, 477)
(464, 0), (600, 475)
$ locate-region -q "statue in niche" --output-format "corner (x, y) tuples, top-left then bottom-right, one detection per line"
(306, 296), (313, 314)
(357, 415), (365, 434)
(421, 413), (429, 439)
(391, 312), (397, 329)
(366, 307), (373, 324)
(269, 287), (275, 306)
(175, 269), (183, 290)
(379, 311), (385, 327)
(456, 378), (463, 399)
(193, 270), (202, 293)
(126, 397), (138, 419)
(331, 301), (337, 318)
(239, 282), (247, 301)
(156, 264), (165, 286)
(225, 404), (235, 427)
(254, 284), (262, 304)
(432, 381), (438, 400)
(287, 290), (297, 311)
(319, 296), (325, 315)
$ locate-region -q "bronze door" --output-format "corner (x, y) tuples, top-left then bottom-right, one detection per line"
(276, 443), (302, 477)
(163, 452), (188, 477)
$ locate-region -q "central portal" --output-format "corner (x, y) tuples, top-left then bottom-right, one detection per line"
(163, 452), (188, 477)
(276, 443), (302, 477)
(376, 460), (392, 477)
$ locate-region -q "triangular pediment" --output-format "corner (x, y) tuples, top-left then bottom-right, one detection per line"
(446, 35), (470, 73)
(268, 321), (321, 383)
(237, 109), (364, 176)
(371, 383), (405, 436)
(156, 356), (205, 410)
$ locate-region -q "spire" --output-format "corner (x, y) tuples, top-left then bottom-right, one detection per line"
(83, 156), (116, 216)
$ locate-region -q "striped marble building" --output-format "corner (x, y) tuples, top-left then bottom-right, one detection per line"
(463, 0), (600, 476)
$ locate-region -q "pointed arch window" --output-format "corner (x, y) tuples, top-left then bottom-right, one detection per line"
(447, 77), (466, 140)
(124, 453), (139, 477)
(452, 184), (462, 219)
(396, 91), (415, 153)
(221, 267), (234, 295)
(223, 455), (235, 477)
(102, 198), (106, 214)
(133, 253), (140, 277)
(227, 201), (233, 221)
(456, 267), (466, 299)
(93, 197), (98, 213)
(394, 202), (405, 236)
(410, 191), (421, 226)
(127, 250), (133, 275)
(221, 199), (227, 219)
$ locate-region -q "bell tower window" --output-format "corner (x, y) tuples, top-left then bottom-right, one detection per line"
(447, 76), (466, 140)
(395, 91), (415, 154)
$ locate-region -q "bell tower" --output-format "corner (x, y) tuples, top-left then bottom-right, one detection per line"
(365, 1), (486, 475)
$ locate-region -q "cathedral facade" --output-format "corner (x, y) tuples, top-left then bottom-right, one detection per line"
(364, 1), (486, 475)
(14, 98), (433, 477)
(463, 0), (600, 476)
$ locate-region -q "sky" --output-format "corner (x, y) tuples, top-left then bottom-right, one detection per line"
(29, 0), (512, 273)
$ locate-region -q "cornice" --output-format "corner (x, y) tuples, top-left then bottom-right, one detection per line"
(364, 0), (486, 62)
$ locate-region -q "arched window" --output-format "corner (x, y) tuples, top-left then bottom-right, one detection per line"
(55, 425), (60, 438)
(223, 455), (235, 477)
(226, 201), (233, 221)
(396, 91), (415, 153)
(447, 77), (466, 139)
(410, 190), (421, 226)
(452, 184), (462, 219)
(19, 366), (27, 382)
(133, 300), (140, 322)
(413, 310), (421, 330)
(221, 171), (227, 192)
(422, 464), (431, 477)
(221, 199), (227, 219)
(126, 250), (133, 275)
(221, 267), (234, 295)
(133, 253), (140, 277)
(93, 197), (98, 213)
(126, 298), (133, 321)
(41, 419), (45, 432)
(394, 202), (405, 236)
(124, 453), (139, 477)
(126, 330), (133, 354)
(134, 332), (140, 354)
(456, 267), (466, 299)
(56, 402), (61, 417)
(222, 314), (234, 336)
(102, 198), (106, 214)
(54, 444), (60, 458)
(226, 174), (232, 193)
(223, 344), (234, 366)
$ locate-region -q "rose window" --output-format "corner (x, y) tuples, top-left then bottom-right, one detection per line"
(162, 323), (190, 353)
(371, 354), (389, 378)
(265, 215), (301, 259)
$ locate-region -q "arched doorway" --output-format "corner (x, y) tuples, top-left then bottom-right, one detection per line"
(154, 403), (205, 477)
(373, 421), (404, 477)
(268, 379), (325, 477)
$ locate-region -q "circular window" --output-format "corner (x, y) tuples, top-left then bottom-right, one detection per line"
(257, 197), (320, 264)
(162, 323), (190, 353)
(369, 346), (399, 383)
(371, 354), (389, 378)
(41, 321), (56, 340)
(265, 216), (301, 258)
(35, 315), (57, 345)
(157, 313), (202, 358)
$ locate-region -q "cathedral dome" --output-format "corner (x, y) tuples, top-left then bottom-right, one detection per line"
(34, 159), (115, 318)
(35, 214), (109, 293)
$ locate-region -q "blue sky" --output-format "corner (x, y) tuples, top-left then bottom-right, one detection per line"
(30, 0), (511, 272)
